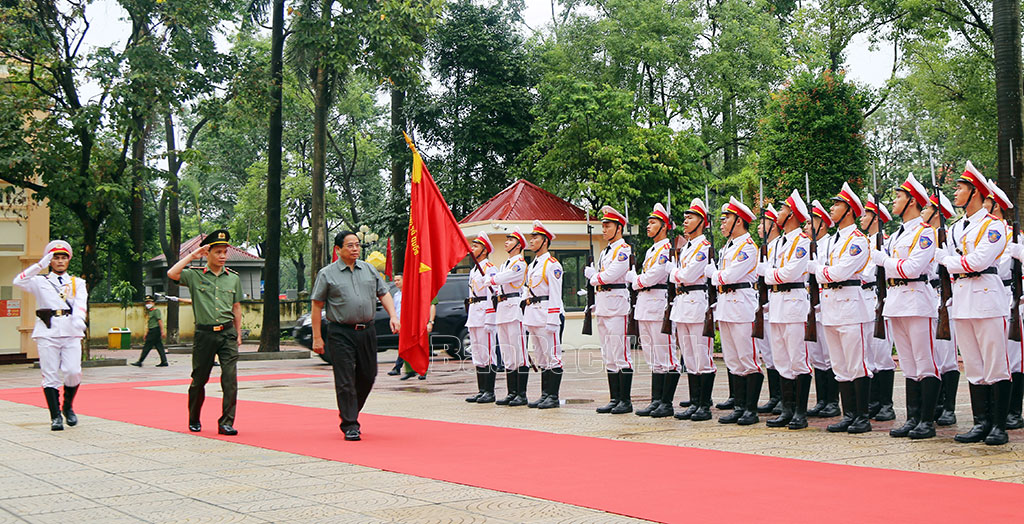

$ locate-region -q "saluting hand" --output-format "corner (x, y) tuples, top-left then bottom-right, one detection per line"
(191, 245), (210, 260)
(38, 251), (54, 269)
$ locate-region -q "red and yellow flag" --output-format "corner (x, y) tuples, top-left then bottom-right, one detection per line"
(398, 132), (471, 375)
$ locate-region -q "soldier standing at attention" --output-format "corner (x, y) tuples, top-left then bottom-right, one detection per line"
(757, 204), (782, 415)
(671, 199), (714, 421)
(859, 195), (897, 422)
(167, 230), (243, 436)
(523, 221), (564, 409)
(923, 192), (961, 426)
(13, 240), (88, 431)
(487, 228), (530, 406)
(131, 295), (169, 367)
(586, 206), (634, 414)
(465, 233), (499, 404)
(804, 201), (840, 419)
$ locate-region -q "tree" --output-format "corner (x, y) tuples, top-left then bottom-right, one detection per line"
(992, 0), (1022, 200)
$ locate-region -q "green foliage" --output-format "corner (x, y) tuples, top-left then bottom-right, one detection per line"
(754, 70), (870, 203)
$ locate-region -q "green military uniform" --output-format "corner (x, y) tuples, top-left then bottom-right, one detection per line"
(133, 296), (168, 366)
(172, 230), (243, 432)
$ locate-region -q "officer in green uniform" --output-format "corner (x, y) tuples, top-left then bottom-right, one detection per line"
(167, 229), (243, 436)
(131, 295), (168, 367)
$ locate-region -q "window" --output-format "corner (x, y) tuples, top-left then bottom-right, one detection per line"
(552, 249), (587, 312)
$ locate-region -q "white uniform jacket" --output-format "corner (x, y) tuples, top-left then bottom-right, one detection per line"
(710, 233), (758, 323)
(488, 254), (527, 324)
(764, 228), (810, 323)
(879, 217), (938, 318)
(590, 239), (631, 317)
(670, 235), (710, 323)
(815, 224), (871, 326)
(523, 253), (564, 329)
(467, 259), (498, 328)
(13, 265), (88, 339)
(635, 239), (672, 321)
(945, 209), (1009, 320)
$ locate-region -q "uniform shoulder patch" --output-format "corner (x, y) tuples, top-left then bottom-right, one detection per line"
(658, 254), (669, 264)
(617, 252), (628, 262)
(695, 251), (706, 261)
(225, 267), (238, 274)
(553, 268), (562, 279)
(737, 251), (749, 261)
(919, 236), (933, 249)
(987, 214), (1000, 221)
(849, 244), (862, 256)
(794, 246), (807, 259)
(989, 229), (1002, 243)
(513, 263), (524, 272)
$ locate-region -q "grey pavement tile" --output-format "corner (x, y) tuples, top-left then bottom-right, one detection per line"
(22, 506), (144, 524)
(110, 498), (242, 522)
(387, 482), (510, 505)
(217, 496), (317, 514)
(235, 503), (358, 522)
(0, 493), (103, 516)
(315, 488), (429, 512)
(366, 503), (509, 524)
(0, 507), (28, 524)
(58, 478), (161, 499)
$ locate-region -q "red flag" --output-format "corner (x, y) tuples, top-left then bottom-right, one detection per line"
(398, 133), (471, 375)
(384, 237), (393, 281)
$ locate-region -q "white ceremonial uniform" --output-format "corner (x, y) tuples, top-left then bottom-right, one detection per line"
(764, 228), (812, 380)
(590, 239), (633, 371)
(814, 224), (872, 382)
(807, 234), (833, 371)
(880, 217), (940, 380)
(946, 208), (1011, 385)
(524, 253), (564, 370)
(928, 238), (959, 374)
(13, 266), (88, 389)
(863, 233), (895, 373)
(671, 235), (714, 375)
(488, 254), (529, 370)
(756, 235), (778, 370)
(711, 233), (760, 376)
(468, 260), (499, 368)
(997, 225), (1024, 375)
(635, 239), (678, 373)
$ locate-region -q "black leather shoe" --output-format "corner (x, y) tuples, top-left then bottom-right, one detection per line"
(528, 394), (547, 409)
(691, 405), (712, 421)
(874, 403), (896, 421)
(63, 409), (77, 427)
(218, 425), (238, 436)
(955, 383), (991, 443)
(787, 414), (808, 430)
(476, 392), (495, 404)
(1006, 413), (1024, 430)
(596, 400), (618, 413)
(466, 393), (483, 403)
(51, 415), (64, 431)
(189, 422), (201, 432)
(818, 402), (841, 418)
(847, 415), (872, 434)
(610, 400), (633, 414)
(675, 404), (699, 420)
(400, 371), (417, 380)
(635, 400), (661, 417)
(387, 369), (400, 376)
(718, 408), (744, 424)
(508, 394), (528, 407)
(985, 426), (1009, 445)
(827, 414), (853, 433)
(417, 374), (426, 380)
(908, 421), (936, 440)
(130, 361), (142, 367)
(344, 428), (361, 441)
(737, 410), (759, 426)
(537, 396), (560, 409)
(650, 403), (674, 418)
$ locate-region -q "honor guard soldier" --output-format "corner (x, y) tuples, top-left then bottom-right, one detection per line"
(671, 199), (715, 422)
(705, 197), (762, 425)
(805, 201), (840, 418)
(941, 162), (1011, 445)
(860, 195), (896, 422)
(924, 191), (961, 426)
(167, 230), (243, 436)
(757, 204), (782, 415)
(871, 175), (941, 439)
(757, 190), (813, 429)
(586, 206), (635, 414)
(808, 183), (873, 434)
(487, 228), (530, 406)
(13, 240), (88, 431)
(628, 203), (679, 418)
(984, 179), (1023, 430)
(523, 221), (565, 409)
(466, 233), (499, 404)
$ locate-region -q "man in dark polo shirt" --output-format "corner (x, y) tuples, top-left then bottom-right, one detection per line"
(311, 231), (400, 441)
(167, 229), (243, 436)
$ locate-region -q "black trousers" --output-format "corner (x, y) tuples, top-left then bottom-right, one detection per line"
(326, 322), (377, 431)
(188, 328), (238, 426)
(139, 327), (167, 364)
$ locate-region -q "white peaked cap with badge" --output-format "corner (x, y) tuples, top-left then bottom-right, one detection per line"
(45, 240), (72, 258)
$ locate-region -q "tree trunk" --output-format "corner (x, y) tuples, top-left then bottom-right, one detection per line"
(310, 63), (330, 290)
(260, 0), (286, 353)
(993, 0), (1023, 207)
(390, 89), (409, 270)
(293, 254), (306, 293)
(129, 114), (147, 300)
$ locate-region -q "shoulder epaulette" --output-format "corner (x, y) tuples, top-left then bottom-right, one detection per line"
(549, 257), (558, 264)
(799, 233), (809, 239)
(701, 239), (710, 245)
(987, 214), (999, 221)
(852, 230), (865, 237)
(226, 267), (238, 274)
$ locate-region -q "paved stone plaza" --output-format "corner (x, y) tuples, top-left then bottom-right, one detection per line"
(1, 345), (1022, 523)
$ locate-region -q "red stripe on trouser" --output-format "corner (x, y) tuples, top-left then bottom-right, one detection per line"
(928, 321), (938, 376)
(623, 316), (632, 369)
(520, 324), (528, 365)
(860, 324), (869, 376)
(552, 332), (562, 368)
(752, 336), (761, 373)
(1005, 319), (1012, 377)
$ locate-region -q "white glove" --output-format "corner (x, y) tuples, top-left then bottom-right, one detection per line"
(703, 261), (718, 278)
(576, 288), (588, 296)
(625, 270), (638, 287)
(755, 262), (766, 277)
(71, 317), (87, 333)
(167, 296), (180, 302)
(941, 255), (960, 269)
(584, 265), (597, 279)
(1009, 242), (1024, 262)
(807, 260), (819, 274)
(38, 251), (54, 269)
(871, 249), (886, 267)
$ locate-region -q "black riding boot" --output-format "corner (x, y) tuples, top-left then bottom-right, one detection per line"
(847, 376), (872, 433)
(497, 369), (517, 405)
(716, 371), (736, 410)
(909, 376), (940, 439)
(62, 385), (78, 426)
(44, 387), (63, 431)
(509, 366), (530, 407)
(737, 373), (763, 426)
(691, 373), (715, 421)
(872, 369), (896, 421)
(466, 367), (487, 403)
(891, 379), (921, 437)
(477, 366), (497, 404)
(789, 373), (812, 429)
(758, 368), (781, 413)
(611, 369), (634, 414)
(597, 372), (620, 413)
(820, 368), (841, 417)
(955, 383), (991, 443)
(529, 370), (549, 408)
(719, 372), (747, 424)
(985, 380), (1012, 445)
(766, 377), (795, 428)
(827, 382), (855, 433)
(676, 373), (701, 419)
(636, 374), (665, 416)
(652, 371), (679, 418)
(678, 372), (693, 407)
(1005, 372), (1023, 429)
(537, 368), (562, 409)
(808, 368), (828, 416)
(936, 370), (960, 426)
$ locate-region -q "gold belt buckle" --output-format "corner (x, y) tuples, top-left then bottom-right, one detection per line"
(213, 324), (224, 332)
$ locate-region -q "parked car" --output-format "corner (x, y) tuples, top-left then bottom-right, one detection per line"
(293, 274), (471, 364)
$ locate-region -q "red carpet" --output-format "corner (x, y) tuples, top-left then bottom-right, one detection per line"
(1, 374), (1021, 523)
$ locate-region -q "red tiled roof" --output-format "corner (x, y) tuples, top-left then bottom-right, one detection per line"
(460, 179), (586, 223)
(147, 235), (264, 264)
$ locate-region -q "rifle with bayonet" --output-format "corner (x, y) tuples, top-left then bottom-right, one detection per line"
(662, 191), (676, 335)
(752, 179), (768, 340)
(703, 185), (718, 338)
(805, 172), (819, 342)
(626, 200), (640, 337)
(1009, 139), (1022, 342)
(583, 213), (596, 336)
(929, 154), (953, 340)
(872, 164), (887, 339)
